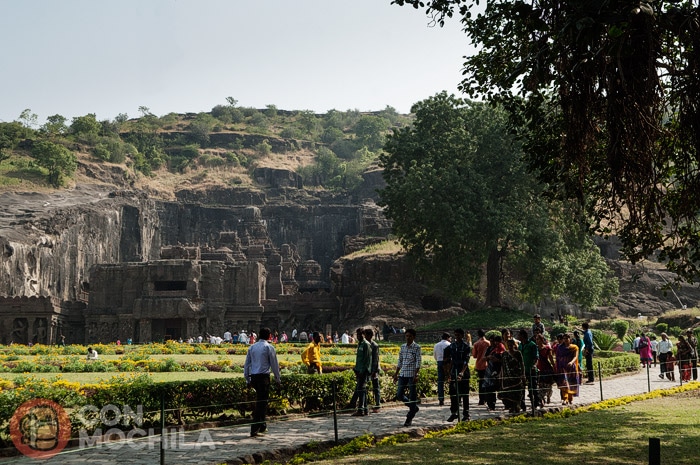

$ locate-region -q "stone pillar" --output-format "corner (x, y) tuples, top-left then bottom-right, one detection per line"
(138, 319), (152, 343)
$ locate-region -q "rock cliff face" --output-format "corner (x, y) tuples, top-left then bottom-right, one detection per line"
(1, 172), (699, 343)
(0, 186), (369, 303)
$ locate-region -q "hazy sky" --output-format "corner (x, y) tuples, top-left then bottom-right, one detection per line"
(0, 0), (474, 125)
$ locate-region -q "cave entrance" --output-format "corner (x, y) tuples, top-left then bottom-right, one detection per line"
(151, 318), (184, 342)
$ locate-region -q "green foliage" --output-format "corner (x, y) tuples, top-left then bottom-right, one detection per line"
(40, 114), (68, 137)
(320, 126), (344, 145)
(549, 323), (569, 337)
(0, 121), (31, 150)
(591, 330), (619, 351)
(188, 112), (217, 147)
(656, 322), (668, 334)
(255, 139), (272, 155)
(419, 308), (533, 331)
(611, 320), (630, 340)
(394, 0), (700, 283)
(353, 115), (390, 150)
(30, 140), (77, 187)
(297, 110), (321, 136)
(70, 113), (101, 138)
(379, 92), (616, 305)
(668, 326), (683, 337)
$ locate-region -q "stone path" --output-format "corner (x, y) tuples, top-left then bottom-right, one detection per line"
(4, 369), (694, 465)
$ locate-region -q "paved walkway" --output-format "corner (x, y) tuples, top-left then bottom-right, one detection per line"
(5, 369), (695, 465)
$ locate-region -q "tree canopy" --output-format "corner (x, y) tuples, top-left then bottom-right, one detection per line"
(393, 0), (700, 282)
(379, 93), (617, 308)
(31, 140), (77, 187)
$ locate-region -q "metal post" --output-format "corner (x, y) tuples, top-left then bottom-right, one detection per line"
(598, 362), (603, 402)
(646, 363), (651, 392)
(649, 437), (660, 465)
(332, 380), (339, 444)
(160, 390), (165, 465)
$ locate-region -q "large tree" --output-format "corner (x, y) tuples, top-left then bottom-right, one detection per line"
(379, 93), (617, 307)
(393, 0), (700, 282)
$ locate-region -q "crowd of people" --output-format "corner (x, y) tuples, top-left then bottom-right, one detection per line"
(241, 316), (699, 436)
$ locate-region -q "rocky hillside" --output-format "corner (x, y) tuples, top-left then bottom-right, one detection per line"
(1, 108), (698, 329)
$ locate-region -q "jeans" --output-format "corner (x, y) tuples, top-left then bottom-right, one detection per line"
(250, 373), (270, 434)
(436, 361), (446, 403)
(396, 376), (419, 415)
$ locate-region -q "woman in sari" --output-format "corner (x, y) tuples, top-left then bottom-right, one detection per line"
(482, 334), (505, 411)
(498, 339), (526, 413)
(536, 333), (556, 406)
(555, 333), (580, 405)
(676, 335), (692, 382)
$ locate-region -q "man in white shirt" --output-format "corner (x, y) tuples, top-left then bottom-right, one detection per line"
(86, 347), (98, 360)
(433, 332), (451, 406)
(657, 332), (674, 380)
(223, 330), (232, 343)
(244, 327), (281, 437)
(341, 331), (350, 344)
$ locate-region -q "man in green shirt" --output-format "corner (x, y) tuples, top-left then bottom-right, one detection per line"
(351, 327), (372, 416)
(518, 328), (540, 410)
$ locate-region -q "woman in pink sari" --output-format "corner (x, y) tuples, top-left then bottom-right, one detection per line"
(638, 333), (653, 368)
(555, 333), (580, 405)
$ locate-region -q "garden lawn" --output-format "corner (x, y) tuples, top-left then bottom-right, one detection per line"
(418, 308), (533, 331)
(311, 390), (700, 465)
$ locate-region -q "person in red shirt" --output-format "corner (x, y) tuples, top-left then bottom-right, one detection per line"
(471, 329), (490, 406)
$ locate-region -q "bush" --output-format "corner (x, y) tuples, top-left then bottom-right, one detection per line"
(668, 326), (683, 337)
(611, 320), (630, 340)
(656, 322), (668, 334)
(592, 330), (619, 351)
(550, 323), (569, 337)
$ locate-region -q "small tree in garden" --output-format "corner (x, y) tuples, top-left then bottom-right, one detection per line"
(611, 320), (630, 340)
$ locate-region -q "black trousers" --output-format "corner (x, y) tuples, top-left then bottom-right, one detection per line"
(449, 376), (470, 416)
(585, 350), (594, 382)
(250, 373), (270, 434)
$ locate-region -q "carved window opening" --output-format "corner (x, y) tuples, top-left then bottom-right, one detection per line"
(154, 281), (187, 291)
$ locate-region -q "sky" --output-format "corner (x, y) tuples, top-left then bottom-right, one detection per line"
(0, 0), (475, 125)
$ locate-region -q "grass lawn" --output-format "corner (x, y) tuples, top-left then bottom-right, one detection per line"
(312, 390), (700, 465)
(418, 307), (534, 331)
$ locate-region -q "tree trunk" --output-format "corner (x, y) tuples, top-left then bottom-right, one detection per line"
(486, 247), (502, 307)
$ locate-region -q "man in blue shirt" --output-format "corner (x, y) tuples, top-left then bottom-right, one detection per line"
(582, 322), (595, 383)
(244, 327), (281, 437)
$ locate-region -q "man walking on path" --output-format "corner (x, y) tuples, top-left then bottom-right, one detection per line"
(351, 328), (372, 416)
(445, 328), (471, 422)
(301, 331), (323, 374)
(433, 332), (451, 406)
(518, 329), (540, 410)
(364, 328), (382, 412)
(472, 329), (490, 405)
(244, 327), (281, 437)
(583, 322), (595, 383)
(394, 328), (422, 427)
(657, 332), (674, 380)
